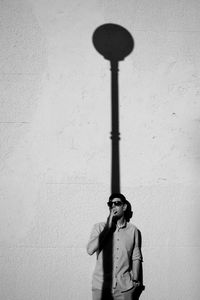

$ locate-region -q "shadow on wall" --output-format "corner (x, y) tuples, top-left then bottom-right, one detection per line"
(93, 23), (134, 194)
(92, 24), (145, 299)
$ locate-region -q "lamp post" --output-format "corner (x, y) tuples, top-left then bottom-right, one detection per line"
(92, 23), (134, 194)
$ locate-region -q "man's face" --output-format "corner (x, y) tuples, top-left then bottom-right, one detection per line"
(108, 197), (127, 218)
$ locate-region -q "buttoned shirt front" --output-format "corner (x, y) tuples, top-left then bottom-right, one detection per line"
(87, 221), (142, 292)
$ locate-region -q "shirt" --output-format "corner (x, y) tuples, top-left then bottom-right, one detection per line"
(87, 221), (142, 292)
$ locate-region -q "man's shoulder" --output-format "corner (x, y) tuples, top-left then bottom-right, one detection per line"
(94, 221), (106, 227)
(92, 221), (106, 231)
(126, 222), (140, 232)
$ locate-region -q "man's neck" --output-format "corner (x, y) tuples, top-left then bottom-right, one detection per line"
(116, 216), (126, 227)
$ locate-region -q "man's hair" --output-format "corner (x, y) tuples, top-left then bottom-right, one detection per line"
(108, 193), (127, 204)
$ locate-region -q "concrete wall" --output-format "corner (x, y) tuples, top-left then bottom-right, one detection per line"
(0, 0), (200, 299)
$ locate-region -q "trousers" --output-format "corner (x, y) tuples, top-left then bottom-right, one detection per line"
(92, 286), (136, 300)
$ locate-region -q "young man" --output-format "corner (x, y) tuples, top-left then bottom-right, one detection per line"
(87, 193), (143, 300)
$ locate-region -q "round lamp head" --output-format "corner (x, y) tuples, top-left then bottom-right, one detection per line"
(92, 23), (134, 61)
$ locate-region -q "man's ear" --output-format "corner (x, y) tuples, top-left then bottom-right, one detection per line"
(123, 203), (127, 212)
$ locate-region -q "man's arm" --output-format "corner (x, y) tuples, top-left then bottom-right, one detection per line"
(132, 259), (141, 281)
(131, 228), (143, 283)
(86, 210), (116, 255)
(86, 224), (110, 255)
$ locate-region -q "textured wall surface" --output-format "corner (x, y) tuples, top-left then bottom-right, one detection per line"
(0, 0), (200, 299)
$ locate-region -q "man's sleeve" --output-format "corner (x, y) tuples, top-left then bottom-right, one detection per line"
(132, 228), (143, 261)
(86, 223), (102, 255)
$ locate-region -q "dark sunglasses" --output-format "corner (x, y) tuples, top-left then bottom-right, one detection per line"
(107, 201), (123, 208)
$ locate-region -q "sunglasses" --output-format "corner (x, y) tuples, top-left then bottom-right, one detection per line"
(107, 201), (123, 208)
